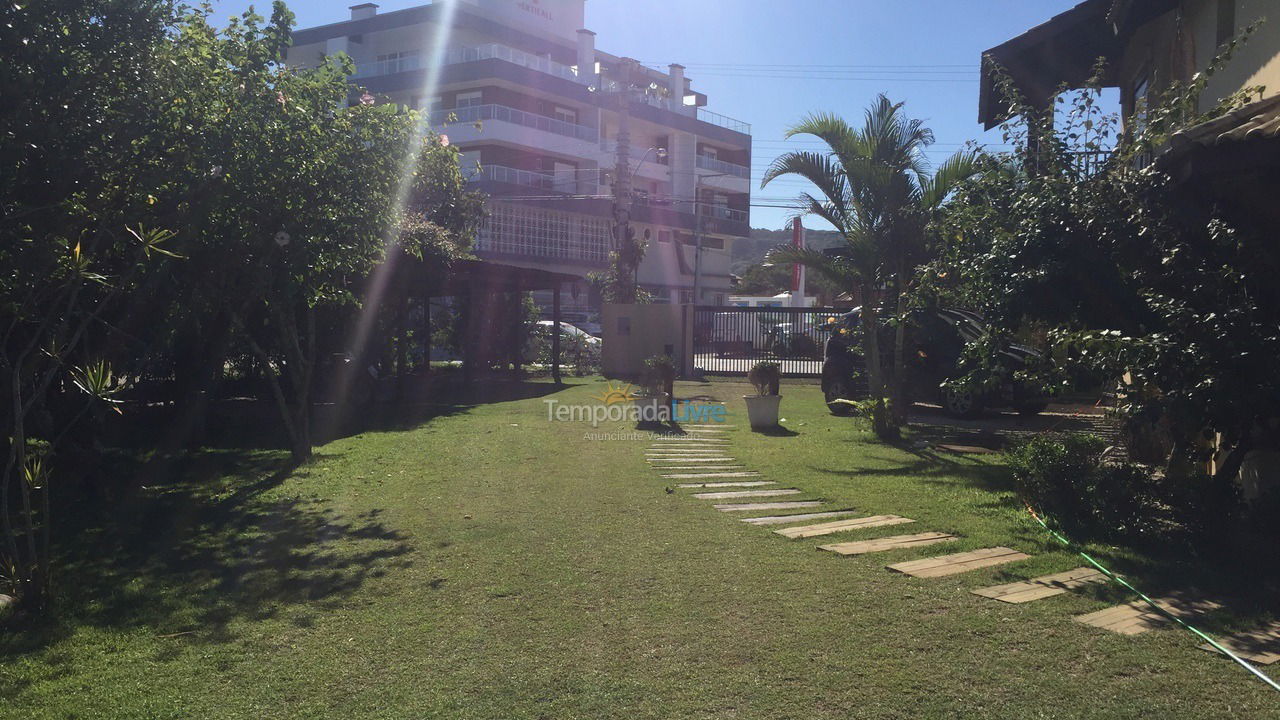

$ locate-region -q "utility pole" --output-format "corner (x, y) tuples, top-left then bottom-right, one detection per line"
(611, 58), (639, 303)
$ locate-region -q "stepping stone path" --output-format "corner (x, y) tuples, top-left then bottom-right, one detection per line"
(887, 547), (1031, 578)
(819, 532), (958, 556)
(693, 488), (802, 500)
(716, 501), (825, 513)
(774, 515), (916, 539)
(740, 510), (861, 526)
(1075, 593), (1223, 635)
(972, 567), (1108, 604)
(675, 480), (775, 489)
(647, 457), (737, 463)
(660, 472), (763, 480)
(640, 416), (1252, 673)
(1200, 621), (1280, 665)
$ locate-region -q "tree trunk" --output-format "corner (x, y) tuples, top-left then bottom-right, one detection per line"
(860, 288), (897, 440)
(889, 251), (910, 427)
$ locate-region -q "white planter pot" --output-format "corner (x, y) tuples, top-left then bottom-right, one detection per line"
(744, 394), (782, 429)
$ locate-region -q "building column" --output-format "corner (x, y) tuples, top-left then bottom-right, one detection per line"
(577, 29), (596, 84)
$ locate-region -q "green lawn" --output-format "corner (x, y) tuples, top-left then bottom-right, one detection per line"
(2, 378), (1277, 718)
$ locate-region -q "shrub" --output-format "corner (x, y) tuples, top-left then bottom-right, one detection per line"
(1009, 433), (1161, 539)
(642, 355), (676, 398)
(748, 361), (781, 396)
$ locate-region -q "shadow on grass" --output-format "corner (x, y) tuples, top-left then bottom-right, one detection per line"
(0, 450), (414, 677)
(752, 425), (799, 437)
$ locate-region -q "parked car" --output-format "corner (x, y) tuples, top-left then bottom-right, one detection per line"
(763, 322), (824, 359)
(820, 307), (1050, 417)
(535, 320), (601, 345)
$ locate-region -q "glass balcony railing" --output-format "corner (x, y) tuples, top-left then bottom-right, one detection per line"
(353, 43), (587, 84)
(695, 154), (751, 179)
(353, 54), (423, 78)
(475, 165), (600, 195)
(445, 44), (586, 85)
(428, 104), (599, 143)
(699, 204), (749, 223)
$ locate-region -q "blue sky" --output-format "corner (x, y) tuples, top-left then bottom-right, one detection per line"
(210, 0), (1083, 230)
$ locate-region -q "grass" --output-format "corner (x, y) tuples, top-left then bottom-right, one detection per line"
(2, 377), (1277, 718)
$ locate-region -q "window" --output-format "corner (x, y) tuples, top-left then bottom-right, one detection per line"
(699, 146), (718, 160)
(455, 91), (483, 109)
(1216, 0), (1236, 46)
(418, 96), (442, 111)
(376, 50), (417, 74)
(657, 230), (672, 243)
(552, 105), (578, 125)
(679, 290), (694, 305)
(1131, 72), (1151, 126)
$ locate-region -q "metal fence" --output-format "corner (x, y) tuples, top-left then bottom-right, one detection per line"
(692, 306), (847, 376)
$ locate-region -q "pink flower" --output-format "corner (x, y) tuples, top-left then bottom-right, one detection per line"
(360, 92), (375, 106)
(439, 134), (450, 147)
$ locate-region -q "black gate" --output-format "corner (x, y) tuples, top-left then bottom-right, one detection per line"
(692, 306), (847, 376)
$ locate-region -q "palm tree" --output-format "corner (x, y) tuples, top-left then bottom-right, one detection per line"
(763, 95), (979, 438)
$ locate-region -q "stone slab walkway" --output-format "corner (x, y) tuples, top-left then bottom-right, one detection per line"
(661, 472), (763, 480)
(1075, 594), (1223, 635)
(675, 480), (775, 489)
(773, 515), (915, 539)
(739, 510), (861, 526)
(887, 547), (1031, 578)
(818, 532), (957, 556)
(972, 567), (1108, 604)
(715, 501), (825, 513)
(693, 488), (801, 500)
(1200, 621), (1280, 665)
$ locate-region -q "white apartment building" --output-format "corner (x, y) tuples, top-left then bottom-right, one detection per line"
(287, 0), (753, 322)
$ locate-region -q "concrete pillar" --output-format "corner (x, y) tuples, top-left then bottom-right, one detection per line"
(668, 64), (687, 112)
(577, 29), (597, 82)
(670, 132), (697, 214)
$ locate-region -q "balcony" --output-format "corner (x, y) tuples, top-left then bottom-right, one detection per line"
(354, 43), (587, 85)
(444, 44), (586, 85)
(474, 165), (601, 196)
(699, 204), (749, 224)
(429, 104), (599, 144)
(353, 54), (423, 78)
(697, 108), (751, 135)
(695, 154), (751, 179)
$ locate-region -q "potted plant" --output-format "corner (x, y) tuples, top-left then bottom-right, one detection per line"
(635, 354), (676, 423)
(745, 361), (782, 429)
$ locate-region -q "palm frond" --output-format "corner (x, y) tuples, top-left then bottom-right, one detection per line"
(919, 150), (983, 211)
(764, 244), (862, 287)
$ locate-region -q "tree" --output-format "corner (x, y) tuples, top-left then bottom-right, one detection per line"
(928, 28), (1272, 494)
(0, 0), (184, 609)
(762, 96), (978, 437)
(145, 3), (482, 462)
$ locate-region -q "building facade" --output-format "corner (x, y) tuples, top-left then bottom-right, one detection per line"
(978, 0), (1280, 131)
(288, 0), (753, 324)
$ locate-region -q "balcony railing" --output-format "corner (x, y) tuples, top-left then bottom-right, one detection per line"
(475, 165), (600, 195)
(353, 54), (423, 78)
(699, 204), (749, 223)
(695, 154), (751, 179)
(697, 108), (751, 135)
(354, 43), (587, 84)
(444, 44), (587, 85)
(429, 104), (599, 143)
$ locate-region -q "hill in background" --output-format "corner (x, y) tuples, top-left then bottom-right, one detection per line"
(731, 228), (844, 277)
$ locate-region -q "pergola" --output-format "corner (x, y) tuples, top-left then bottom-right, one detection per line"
(434, 259), (583, 384)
